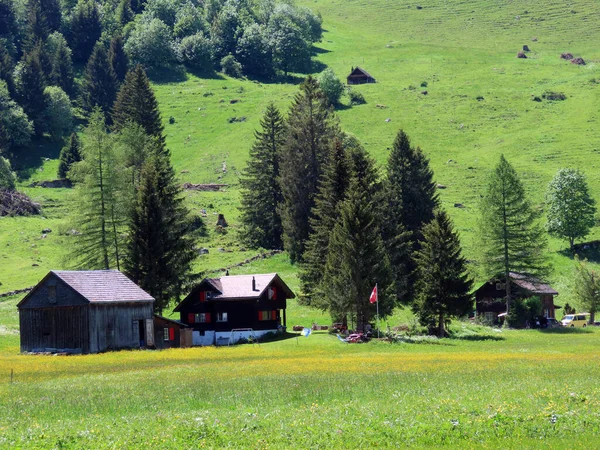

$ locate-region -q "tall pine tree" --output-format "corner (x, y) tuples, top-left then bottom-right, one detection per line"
(239, 102), (286, 250)
(17, 47), (47, 136)
(50, 36), (75, 97)
(112, 65), (165, 147)
(413, 209), (473, 337)
(82, 41), (118, 118)
(0, 44), (15, 97)
(382, 129), (437, 305)
(124, 150), (197, 314)
(69, 0), (101, 62)
(278, 76), (339, 262)
(479, 154), (548, 314)
(24, 0), (49, 52)
(57, 132), (81, 179)
(322, 176), (394, 331)
(108, 35), (129, 84)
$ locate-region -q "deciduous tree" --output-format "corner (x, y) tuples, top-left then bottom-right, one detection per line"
(573, 256), (600, 324)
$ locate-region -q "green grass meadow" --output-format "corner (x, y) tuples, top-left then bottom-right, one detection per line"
(3, 1), (600, 446)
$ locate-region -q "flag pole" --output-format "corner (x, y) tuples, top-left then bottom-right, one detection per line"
(376, 283), (379, 338)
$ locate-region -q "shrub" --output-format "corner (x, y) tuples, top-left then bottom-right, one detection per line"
(125, 16), (177, 70)
(43, 86), (74, 140)
(178, 33), (213, 71)
(347, 88), (366, 105)
(317, 68), (344, 105)
(542, 91), (566, 101)
(0, 156), (16, 190)
(0, 81), (33, 150)
(220, 54), (243, 78)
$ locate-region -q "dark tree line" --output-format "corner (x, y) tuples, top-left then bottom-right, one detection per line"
(239, 77), (473, 335)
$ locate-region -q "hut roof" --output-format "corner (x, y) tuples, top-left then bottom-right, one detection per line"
(47, 270), (154, 303)
(508, 272), (558, 295)
(348, 66), (375, 78)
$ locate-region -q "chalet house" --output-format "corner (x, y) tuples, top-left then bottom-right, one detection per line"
(18, 270), (154, 354)
(475, 272), (559, 323)
(153, 315), (192, 350)
(347, 66), (376, 84)
(174, 273), (295, 346)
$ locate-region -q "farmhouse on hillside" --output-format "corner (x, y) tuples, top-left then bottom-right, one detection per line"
(474, 272), (559, 323)
(18, 270), (155, 354)
(347, 66), (376, 84)
(174, 273), (294, 346)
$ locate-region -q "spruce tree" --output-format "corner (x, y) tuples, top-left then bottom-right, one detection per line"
(112, 65), (165, 147)
(50, 37), (75, 97)
(57, 132), (81, 179)
(0, 44), (15, 97)
(124, 150), (197, 314)
(239, 102), (286, 250)
(40, 0), (61, 32)
(82, 41), (118, 118)
(382, 129), (438, 304)
(322, 176), (394, 331)
(69, 0), (102, 62)
(479, 154), (549, 313)
(69, 109), (124, 270)
(413, 209), (473, 337)
(108, 35), (129, 84)
(116, 0), (134, 26)
(24, 0), (49, 51)
(279, 76), (339, 262)
(299, 139), (350, 307)
(17, 47), (47, 137)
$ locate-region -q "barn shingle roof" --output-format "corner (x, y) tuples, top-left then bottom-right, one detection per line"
(509, 272), (558, 295)
(52, 270), (154, 303)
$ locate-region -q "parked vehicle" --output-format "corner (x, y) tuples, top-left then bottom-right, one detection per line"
(561, 313), (590, 327)
(546, 318), (560, 328)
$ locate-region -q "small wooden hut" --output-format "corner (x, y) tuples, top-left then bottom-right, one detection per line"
(153, 315), (192, 349)
(18, 270), (154, 354)
(347, 66), (376, 84)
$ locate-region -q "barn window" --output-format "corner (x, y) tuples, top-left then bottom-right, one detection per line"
(163, 328), (170, 341)
(216, 312), (228, 322)
(48, 285), (56, 303)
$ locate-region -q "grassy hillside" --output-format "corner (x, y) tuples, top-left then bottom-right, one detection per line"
(3, 0), (600, 313)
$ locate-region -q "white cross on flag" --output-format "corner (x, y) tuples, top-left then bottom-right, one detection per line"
(369, 285), (378, 304)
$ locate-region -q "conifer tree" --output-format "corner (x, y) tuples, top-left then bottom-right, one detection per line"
(112, 65), (165, 147)
(40, 0), (61, 32)
(0, 44), (15, 97)
(413, 209), (473, 337)
(17, 47), (47, 136)
(299, 139), (349, 307)
(34, 39), (53, 82)
(57, 132), (81, 179)
(24, 0), (49, 51)
(322, 176), (394, 331)
(108, 35), (129, 84)
(69, 0), (102, 62)
(239, 102), (286, 250)
(50, 37), (75, 97)
(382, 129), (437, 304)
(82, 41), (118, 118)
(124, 150), (197, 314)
(116, 0), (133, 27)
(70, 109), (124, 270)
(479, 154), (548, 313)
(279, 76), (339, 262)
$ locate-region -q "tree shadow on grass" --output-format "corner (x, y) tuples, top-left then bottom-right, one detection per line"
(10, 139), (64, 180)
(559, 240), (600, 263)
(450, 334), (505, 341)
(312, 45), (331, 55)
(539, 327), (595, 334)
(186, 67), (226, 81)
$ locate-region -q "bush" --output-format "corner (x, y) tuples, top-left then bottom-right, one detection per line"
(0, 156), (16, 190)
(318, 68), (344, 105)
(220, 54), (243, 78)
(543, 91), (566, 101)
(125, 16), (177, 70)
(43, 86), (73, 140)
(178, 33), (213, 71)
(0, 81), (33, 150)
(347, 88), (366, 105)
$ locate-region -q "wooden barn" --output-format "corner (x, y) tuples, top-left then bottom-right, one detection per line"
(174, 273), (295, 346)
(347, 66), (376, 84)
(153, 315), (192, 350)
(475, 272), (559, 323)
(18, 270), (154, 354)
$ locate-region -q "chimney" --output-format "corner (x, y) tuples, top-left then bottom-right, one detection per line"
(225, 269), (229, 276)
(252, 276), (256, 291)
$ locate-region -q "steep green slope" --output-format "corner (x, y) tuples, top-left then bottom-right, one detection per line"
(2, 0), (600, 312)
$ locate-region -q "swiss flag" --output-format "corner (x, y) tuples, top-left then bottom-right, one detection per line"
(369, 285), (378, 304)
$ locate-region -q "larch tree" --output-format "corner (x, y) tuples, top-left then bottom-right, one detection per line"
(546, 168), (596, 254)
(321, 176), (394, 331)
(82, 41), (118, 119)
(413, 209), (473, 337)
(299, 138), (350, 307)
(57, 132), (81, 180)
(124, 150), (197, 314)
(479, 154), (549, 314)
(382, 129), (437, 305)
(239, 102), (286, 250)
(69, 109), (125, 270)
(112, 65), (165, 148)
(278, 76), (339, 262)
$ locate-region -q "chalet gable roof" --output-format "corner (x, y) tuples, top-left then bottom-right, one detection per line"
(508, 272), (558, 295)
(18, 270), (154, 307)
(348, 66), (374, 78)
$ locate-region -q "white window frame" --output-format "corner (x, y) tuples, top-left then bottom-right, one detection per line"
(217, 312), (228, 322)
(163, 328), (170, 341)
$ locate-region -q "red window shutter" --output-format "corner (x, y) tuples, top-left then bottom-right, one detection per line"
(205, 313), (211, 323)
(272, 287), (277, 300)
(258, 311), (263, 321)
(199, 291), (206, 302)
(169, 328), (175, 341)
(188, 313), (195, 323)
(272, 310), (276, 320)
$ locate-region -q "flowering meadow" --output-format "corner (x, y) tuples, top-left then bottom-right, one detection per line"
(1, 327), (600, 449)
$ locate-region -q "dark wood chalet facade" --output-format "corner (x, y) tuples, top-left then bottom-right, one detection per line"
(153, 315), (192, 350)
(347, 66), (376, 84)
(174, 273), (295, 346)
(18, 270), (154, 354)
(475, 272), (559, 323)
